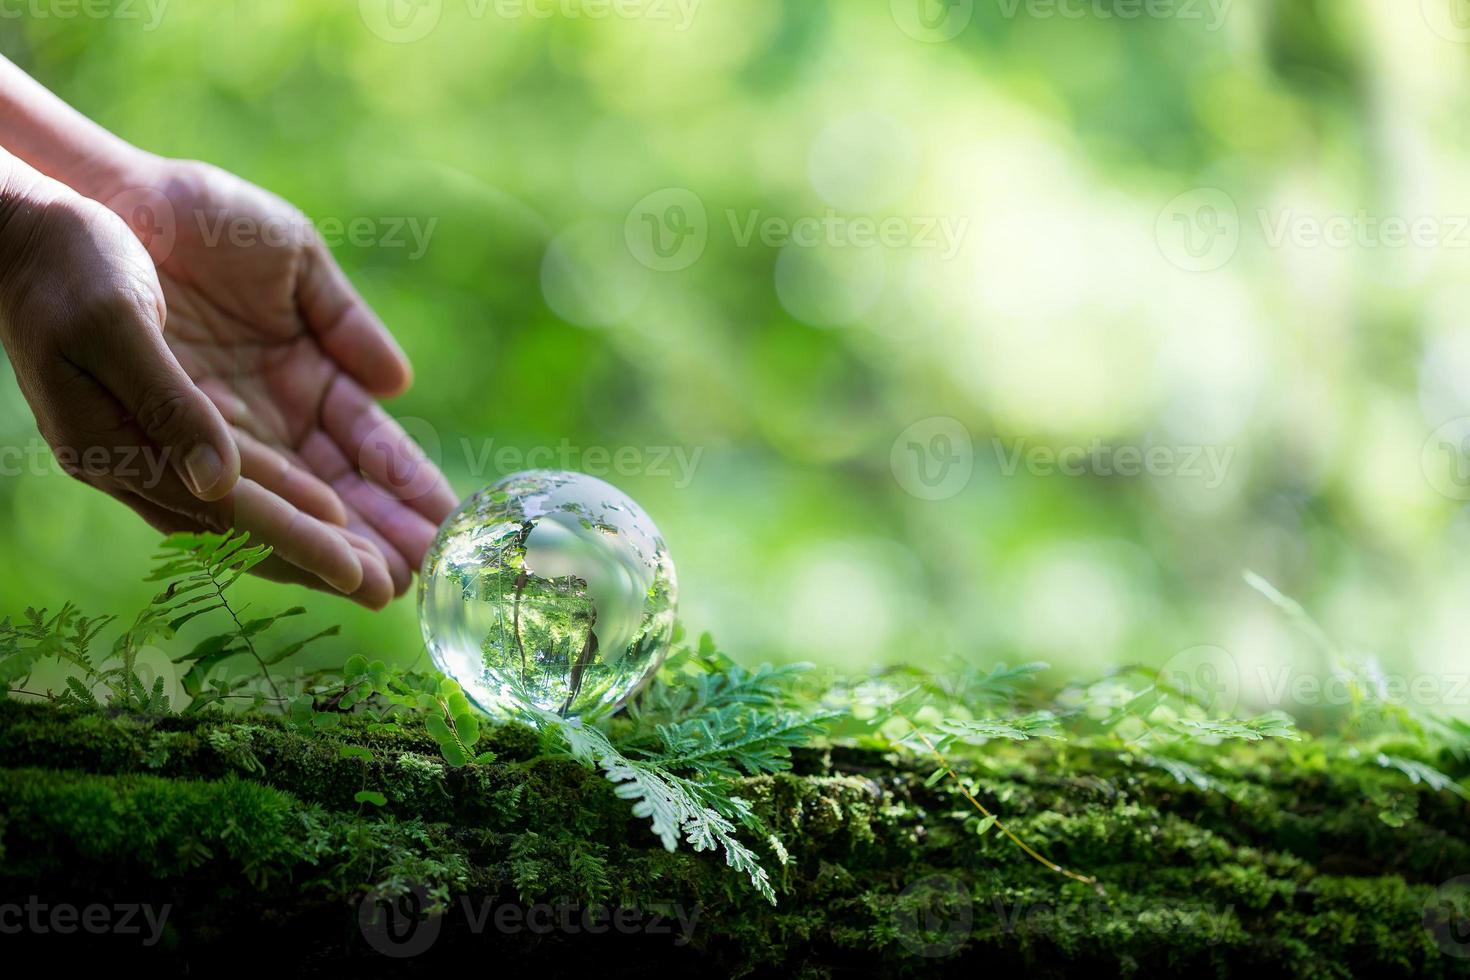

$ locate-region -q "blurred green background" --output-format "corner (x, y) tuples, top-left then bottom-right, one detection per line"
(3, 1), (1470, 713)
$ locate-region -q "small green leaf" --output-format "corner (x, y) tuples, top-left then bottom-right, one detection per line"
(439, 742), (468, 767)
(289, 695), (314, 724)
(454, 712), (481, 748)
(425, 714), (453, 743)
(354, 790), (387, 806)
(975, 814), (997, 836)
(312, 712), (341, 731)
(338, 745), (373, 761)
(344, 655), (369, 678)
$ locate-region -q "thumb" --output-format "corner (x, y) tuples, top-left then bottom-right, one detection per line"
(74, 292), (241, 501)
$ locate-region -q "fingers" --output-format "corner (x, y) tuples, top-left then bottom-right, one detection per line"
(223, 478), (364, 595)
(108, 490), (397, 610)
(32, 368), (363, 596)
(250, 534), (397, 611)
(297, 239), (412, 398)
(342, 507), (415, 598)
(320, 373), (459, 522)
(66, 288), (241, 501)
(235, 429), (348, 527)
(116, 464), (364, 598)
(297, 428), (420, 589)
(335, 526), (398, 609)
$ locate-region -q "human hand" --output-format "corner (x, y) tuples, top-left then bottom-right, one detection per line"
(0, 151), (385, 601)
(88, 154), (459, 608)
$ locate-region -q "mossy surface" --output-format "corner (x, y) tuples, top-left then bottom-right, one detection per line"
(1, 698), (1468, 976)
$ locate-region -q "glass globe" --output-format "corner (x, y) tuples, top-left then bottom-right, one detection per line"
(418, 470), (677, 718)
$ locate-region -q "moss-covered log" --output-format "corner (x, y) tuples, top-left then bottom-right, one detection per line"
(1, 699), (1468, 976)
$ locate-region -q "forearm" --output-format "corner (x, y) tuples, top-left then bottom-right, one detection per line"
(0, 56), (150, 200)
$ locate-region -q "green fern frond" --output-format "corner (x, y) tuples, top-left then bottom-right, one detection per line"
(558, 718), (776, 904)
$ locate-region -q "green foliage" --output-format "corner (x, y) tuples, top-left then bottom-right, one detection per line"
(513, 634), (844, 905)
(0, 532), (339, 714)
(1, 697), (1465, 975)
(5, 542), (1470, 908)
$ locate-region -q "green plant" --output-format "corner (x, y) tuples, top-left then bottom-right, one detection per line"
(4, 534), (1468, 906)
(501, 634), (841, 904)
(0, 532), (339, 713)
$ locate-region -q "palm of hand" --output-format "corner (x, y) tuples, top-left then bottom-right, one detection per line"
(130, 162), (455, 606)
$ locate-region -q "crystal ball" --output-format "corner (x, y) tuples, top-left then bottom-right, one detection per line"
(418, 470), (678, 718)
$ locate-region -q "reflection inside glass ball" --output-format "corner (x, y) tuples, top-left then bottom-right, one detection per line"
(419, 470), (677, 718)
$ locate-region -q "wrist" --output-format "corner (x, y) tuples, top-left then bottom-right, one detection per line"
(68, 144), (169, 205)
(0, 57), (156, 205)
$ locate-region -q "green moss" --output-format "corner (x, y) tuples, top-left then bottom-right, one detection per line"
(1, 698), (1467, 976)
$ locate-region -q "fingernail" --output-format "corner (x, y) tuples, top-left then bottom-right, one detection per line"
(325, 545), (364, 596)
(183, 444), (224, 497)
